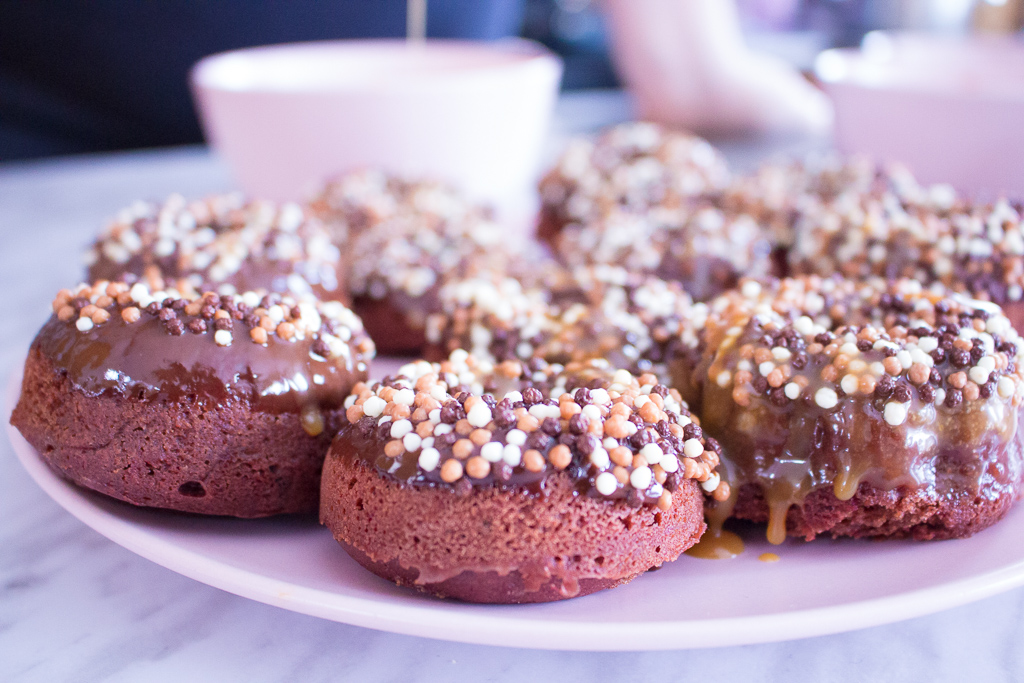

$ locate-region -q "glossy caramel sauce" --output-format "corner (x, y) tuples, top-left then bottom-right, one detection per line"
(33, 313), (367, 415)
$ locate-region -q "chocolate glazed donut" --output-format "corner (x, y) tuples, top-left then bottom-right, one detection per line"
(674, 276), (1024, 543)
(86, 193), (346, 303)
(11, 279), (374, 517)
(321, 353), (723, 603)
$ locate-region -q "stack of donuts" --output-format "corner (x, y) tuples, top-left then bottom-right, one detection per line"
(12, 122), (1024, 604)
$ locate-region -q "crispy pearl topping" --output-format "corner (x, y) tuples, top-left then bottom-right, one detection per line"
(84, 193), (342, 297)
(427, 265), (702, 378)
(340, 351), (727, 508)
(51, 278), (375, 360)
(538, 123), (773, 299)
(310, 170), (509, 301)
(695, 276), (1024, 415)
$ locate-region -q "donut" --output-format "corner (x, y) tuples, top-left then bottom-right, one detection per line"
(537, 122), (774, 301)
(320, 352), (724, 603)
(11, 278), (375, 517)
(724, 156), (1024, 332)
(85, 193), (345, 302)
(788, 185), (1024, 333)
(673, 275), (1024, 543)
(309, 171), (510, 353)
(423, 265), (701, 382)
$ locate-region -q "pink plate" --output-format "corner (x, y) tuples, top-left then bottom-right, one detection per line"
(7, 363), (1024, 651)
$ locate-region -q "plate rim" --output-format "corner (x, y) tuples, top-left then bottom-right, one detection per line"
(8, 367), (1024, 651)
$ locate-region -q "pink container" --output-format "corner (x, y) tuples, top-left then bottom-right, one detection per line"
(191, 39), (562, 225)
(815, 33), (1024, 200)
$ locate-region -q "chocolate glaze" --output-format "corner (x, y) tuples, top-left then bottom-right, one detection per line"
(333, 408), (667, 506)
(32, 313), (368, 416)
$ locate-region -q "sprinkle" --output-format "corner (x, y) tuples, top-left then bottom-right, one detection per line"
(418, 448), (440, 471)
(701, 472), (721, 492)
(480, 442), (503, 463)
(502, 444), (522, 466)
(629, 466), (653, 490)
(883, 402), (908, 426)
(505, 429), (527, 446)
(362, 396), (386, 417)
(402, 433), (422, 452)
(214, 329), (232, 346)
(814, 387), (838, 409)
(639, 442), (663, 465)
(595, 472), (618, 496)
(75, 317), (94, 332)
(466, 403), (493, 428)
(392, 389), (416, 406)
(968, 366), (990, 385)
(682, 438), (704, 459)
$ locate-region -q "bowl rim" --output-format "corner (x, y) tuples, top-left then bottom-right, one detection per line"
(190, 37), (563, 95)
(814, 32), (1024, 103)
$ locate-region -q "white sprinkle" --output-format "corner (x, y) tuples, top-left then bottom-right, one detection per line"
(75, 317), (94, 332)
(466, 403), (493, 428)
(582, 404), (602, 421)
(840, 374), (858, 395)
(772, 347), (792, 362)
(418, 448), (440, 471)
(588, 447), (610, 469)
(701, 472), (721, 493)
(505, 429), (527, 446)
(503, 390), (524, 403)
(603, 437), (619, 450)
(815, 387), (838, 409)
(630, 466), (653, 490)
(528, 404), (548, 419)
(362, 396), (386, 417)
(403, 433), (422, 452)
(390, 419), (413, 439)
(590, 388), (611, 405)
(883, 402), (908, 426)
(640, 443), (663, 465)
(979, 355), (996, 371)
(897, 350), (913, 370)
(428, 409), (441, 422)
(794, 316), (815, 336)
(784, 382), (801, 400)
(918, 336), (938, 353)
(214, 329), (232, 346)
(502, 444), (522, 466)
(129, 283), (149, 303)
(660, 454), (679, 472)
(999, 376), (1015, 398)
(934, 388), (946, 405)
(969, 366), (991, 385)
(595, 472), (618, 496)
(715, 370), (732, 388)
(839, 342), (860, 358)
(759, 361), (775, 377)
(633, 394), (650, 409)
(741, 280), (761, 298)
(392, 389), (415, 406)
(682, 438), (704, 459)
(344, 395), (357, 409)
(433, 423), (453, 436)
(480, 442), (503, 462)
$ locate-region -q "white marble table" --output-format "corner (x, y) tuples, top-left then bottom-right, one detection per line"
(2, 92), (1023, 682)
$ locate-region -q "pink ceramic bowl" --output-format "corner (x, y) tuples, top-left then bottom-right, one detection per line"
(191, 39), (562, 223)
(815, 32), (1024, 200)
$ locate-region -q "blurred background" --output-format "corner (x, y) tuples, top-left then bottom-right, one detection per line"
(1, 0), (1022, 161)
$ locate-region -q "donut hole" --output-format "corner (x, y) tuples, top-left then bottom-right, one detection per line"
(178, 481), (207, 498)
